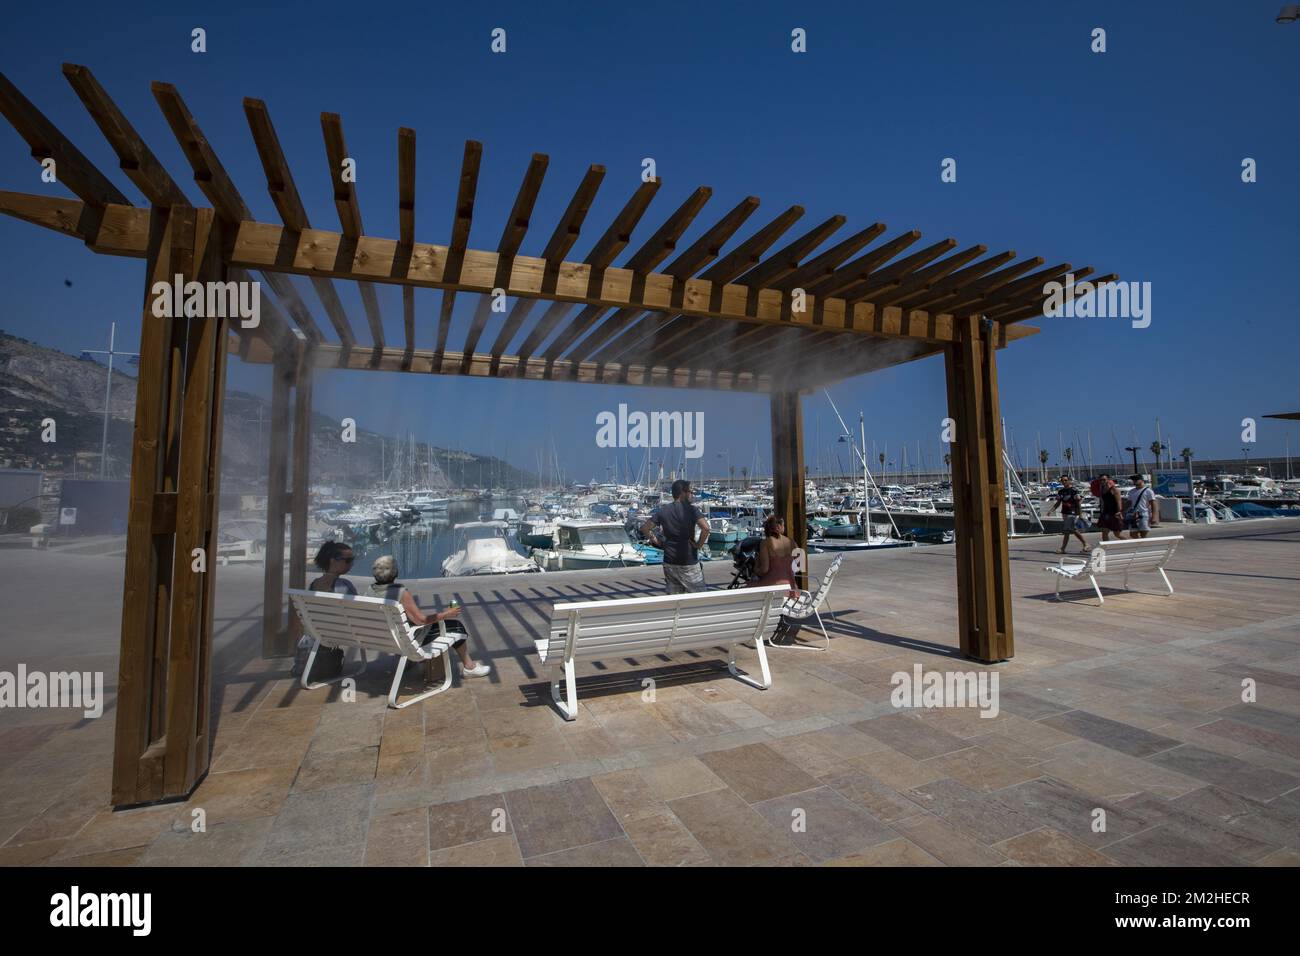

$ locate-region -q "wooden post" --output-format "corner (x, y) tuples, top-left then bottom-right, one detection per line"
(944, 315), (1014, 662)
(769, 390), (808, 589)
(286, 346), (314, 645)
(261, 355), (293, 657)
(112, 205), (228, 805)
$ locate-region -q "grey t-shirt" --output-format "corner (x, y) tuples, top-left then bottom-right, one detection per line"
(652, 500), (704, 566)
(1127, 486), (1154, 517)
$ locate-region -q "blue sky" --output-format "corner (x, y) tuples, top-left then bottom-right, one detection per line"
(1, 1), (1297, 480)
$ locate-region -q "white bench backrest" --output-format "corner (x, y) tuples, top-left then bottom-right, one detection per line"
(287, 589), (424, 659)
(1090, 536), (1182, 574)
(549, 584), (789, 661)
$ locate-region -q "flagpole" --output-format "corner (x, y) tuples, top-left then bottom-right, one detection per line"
(81, 322), (138, 479)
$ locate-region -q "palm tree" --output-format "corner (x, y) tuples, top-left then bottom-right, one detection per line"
(741, 466), (749, 484)
(1150, 440), (1164, 471)
(1063, 446), (1073, 479)
(1038, 449), (1049, 484)
(1180, 447), (1193, 463)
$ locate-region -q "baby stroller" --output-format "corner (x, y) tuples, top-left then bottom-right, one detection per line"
(726, 535), (763, 589)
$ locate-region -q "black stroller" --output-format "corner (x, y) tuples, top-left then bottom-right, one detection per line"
(726, 535), (764, 589)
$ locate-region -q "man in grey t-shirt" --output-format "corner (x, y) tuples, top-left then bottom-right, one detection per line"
(641, 479), (711, 594)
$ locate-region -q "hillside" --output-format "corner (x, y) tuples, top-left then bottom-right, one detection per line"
(0, 330), (535, 488)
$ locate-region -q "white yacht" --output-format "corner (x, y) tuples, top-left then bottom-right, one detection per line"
(531, 519), (647, 570)
(441, 521), (542, 577)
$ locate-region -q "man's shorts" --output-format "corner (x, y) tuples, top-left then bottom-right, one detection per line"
(1063, 514), (1088, 532)
(1126, 512), (1150, 532)
(663, 562), (706, 594)
(1099, 513), (1123, 533)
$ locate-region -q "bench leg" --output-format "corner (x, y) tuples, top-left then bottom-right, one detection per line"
(729, 636), (772, 690)
(550, 659), (578, 721)
(388, 652), (454, 709)
(1159, 568), (1174, 595)
(1089, 574), (1105, 606)
(1053, 574), (1063, 601)
(302, 640), (369, 691)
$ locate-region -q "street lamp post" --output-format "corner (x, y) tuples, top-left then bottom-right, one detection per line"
(80, 321), (139, 479)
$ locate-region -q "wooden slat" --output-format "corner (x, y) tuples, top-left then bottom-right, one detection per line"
(62, 64), (186, 207)
(320, 112), (383, 352)
(489, 164), (605, 365)
(839, 238), (957, 303)
(772, 223), (885, 292)
(734, 214), (845, 289)
(243, 97), (352, 351)
(0, 71), (130, 208)
(511, 179), (660, 364)
(435, 140), (483, 357)
(461, 153), (548, 369)
(544, 186), (714, 365)
(566, 194), (760, 364)
(152, 83), (247, 221)
(618, 205), (808, 370)
(878, 248), (1012, 309)
(895, 253), (1036, 312)
(805, 230), (922, 299)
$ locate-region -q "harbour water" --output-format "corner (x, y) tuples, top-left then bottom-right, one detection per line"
(345, 496), (529, 578)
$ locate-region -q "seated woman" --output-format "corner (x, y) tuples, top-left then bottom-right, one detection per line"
(368, 555), (490, 678)
(293, 541), (359, 677)
(747, 515), (798, 595)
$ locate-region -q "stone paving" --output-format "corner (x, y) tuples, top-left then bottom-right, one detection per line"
(1, 519), (1299, 866)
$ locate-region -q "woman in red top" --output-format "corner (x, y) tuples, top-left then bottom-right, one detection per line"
(748, 514), (798, 595)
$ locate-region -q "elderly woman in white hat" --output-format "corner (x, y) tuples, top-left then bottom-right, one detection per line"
(369, 555), (490, 678)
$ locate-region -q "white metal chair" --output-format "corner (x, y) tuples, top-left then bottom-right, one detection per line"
(772, 553), (843, 651)
(287, 589), (462, 708)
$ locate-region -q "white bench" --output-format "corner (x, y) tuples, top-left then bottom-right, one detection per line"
(536, 584), (789, 720)
(287, 589), (462, 708)
(1046, 535), (1183, 605)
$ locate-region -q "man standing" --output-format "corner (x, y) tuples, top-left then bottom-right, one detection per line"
(1046, 475), (1091, 554)
(641, 479), (711, 593)
(1125, 474), (1155, 539)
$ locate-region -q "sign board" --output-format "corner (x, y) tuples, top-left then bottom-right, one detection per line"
(1153, 470), (1191, 496)
(59, 507), (77, 526)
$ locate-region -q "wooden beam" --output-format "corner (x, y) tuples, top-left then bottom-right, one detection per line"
(61, 64), (187, 207)
(839, 238), (957, 303)
(805, 230), (921, 299)
(770, 390), (808, 591)
(0, 70), (130, 209)
(488, 164), (605, 367)
(321, 112), (383, 353)
(772, 223), (886, 293)
(461, 153), (548, 370)
(261, 355), (293, 656)
(734, 214), (845, 289)
(435, 140), (483, 357)
(152, 82), (247, 222)
(398, 127), (417, 366)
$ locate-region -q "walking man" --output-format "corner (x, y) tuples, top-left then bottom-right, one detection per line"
(1125, 474), (1155, 539)
(641, 479), (711, 593)
(1046, 475), (1091, 554)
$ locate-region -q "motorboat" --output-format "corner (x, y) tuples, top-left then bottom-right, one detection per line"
(441, 521), (542, 576)
(517, 511), (557, 549)
(531, 519), (647, 570)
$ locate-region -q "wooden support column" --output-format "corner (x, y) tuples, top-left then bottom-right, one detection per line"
(769, 390), (808, 590)
(944, 314), (1014, 662)
(261, 355), (294, 657)
(286, 345), (314, 645)
(113, 205), (228, 806)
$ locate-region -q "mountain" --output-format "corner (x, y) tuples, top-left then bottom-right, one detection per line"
(0, 330), (536, 488)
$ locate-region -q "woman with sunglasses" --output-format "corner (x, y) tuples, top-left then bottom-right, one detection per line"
(292, 541), (359, 677)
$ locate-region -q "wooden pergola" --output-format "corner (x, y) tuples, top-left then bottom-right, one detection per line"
(0, 65), (1114, 808)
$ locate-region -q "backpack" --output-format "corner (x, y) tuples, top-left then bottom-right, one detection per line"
(1089, 478), (1102, 498)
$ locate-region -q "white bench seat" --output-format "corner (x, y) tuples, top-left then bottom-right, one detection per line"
(287, 589), (460, 708)
(1046, 535), (1183, 605)
(536, 584), (789, 720)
